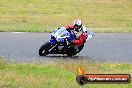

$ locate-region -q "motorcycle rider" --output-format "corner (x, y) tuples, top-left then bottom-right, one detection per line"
(66, 20), (88, 53)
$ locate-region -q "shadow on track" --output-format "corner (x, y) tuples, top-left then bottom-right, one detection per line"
(40, 55), (91, 60)
(37, 55), (99, 64)
(6, 55), (99, 64)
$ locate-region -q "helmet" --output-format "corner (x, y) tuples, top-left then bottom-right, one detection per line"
(73, 20), (82, 32)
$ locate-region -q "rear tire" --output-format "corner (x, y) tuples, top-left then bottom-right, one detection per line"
(77, 44), (84, 53)
(67, 44), (84, 57)
(39, 42), (52, 56)
(67, 52), (74, 57)
(67, 47), (76, 57)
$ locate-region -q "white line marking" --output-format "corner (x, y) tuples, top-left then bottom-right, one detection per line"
(11, 32), (25, 34)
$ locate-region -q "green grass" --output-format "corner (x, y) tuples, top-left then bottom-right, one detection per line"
(0, 59), (132, 88)
(0, 0), (132, 32)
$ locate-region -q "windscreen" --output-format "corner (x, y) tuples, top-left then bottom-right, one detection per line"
(54, 27), (69, 37)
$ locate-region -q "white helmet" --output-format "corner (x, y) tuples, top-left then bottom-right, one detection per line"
(73, 20), (82, 31)
(73, 20), (82, 27)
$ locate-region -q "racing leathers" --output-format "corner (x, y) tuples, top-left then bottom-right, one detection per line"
(66, 25), (87, 53)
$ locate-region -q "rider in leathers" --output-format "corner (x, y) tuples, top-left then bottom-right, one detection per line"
(66, 20), (88, 54)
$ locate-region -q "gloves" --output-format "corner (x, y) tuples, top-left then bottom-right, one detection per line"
(67, 39), (74, 44)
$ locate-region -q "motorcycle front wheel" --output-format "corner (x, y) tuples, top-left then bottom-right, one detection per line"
(39, 42), (52, 56)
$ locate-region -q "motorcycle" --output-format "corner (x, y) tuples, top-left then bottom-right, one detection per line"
(39, 27), (93, 56)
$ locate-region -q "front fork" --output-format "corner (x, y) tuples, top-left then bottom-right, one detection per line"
(49, 38), (71, 54)
(48, 44), (57, 53)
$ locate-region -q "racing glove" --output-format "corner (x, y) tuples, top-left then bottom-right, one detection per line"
(67, 39), (74, 44)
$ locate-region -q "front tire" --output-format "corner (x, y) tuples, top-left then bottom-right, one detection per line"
(39, 42), (52, 56)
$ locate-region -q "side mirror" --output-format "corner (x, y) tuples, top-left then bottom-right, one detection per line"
(87, 31), (94, 39)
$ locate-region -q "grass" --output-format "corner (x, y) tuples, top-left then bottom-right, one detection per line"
(0, 0), (132, 32)
(0, 58), (132, 88)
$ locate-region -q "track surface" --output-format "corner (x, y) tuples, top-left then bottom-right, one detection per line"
(0, 32), (132, 63)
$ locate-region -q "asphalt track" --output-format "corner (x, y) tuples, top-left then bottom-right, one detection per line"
(0, 32), (132, 63)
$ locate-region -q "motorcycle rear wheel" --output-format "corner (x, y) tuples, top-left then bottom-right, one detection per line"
(67, 47), (76, 57)
(67, 44), (84, 57)
(39, 42), (52, 56)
